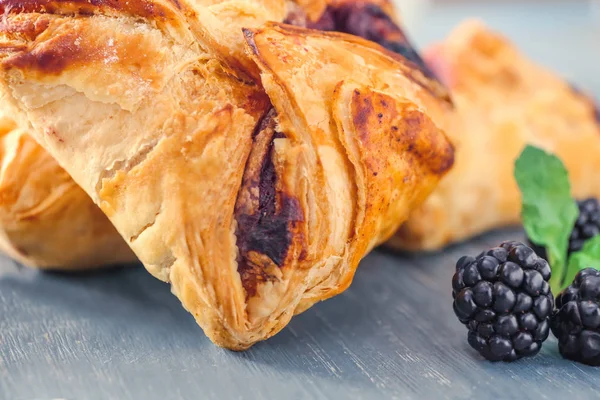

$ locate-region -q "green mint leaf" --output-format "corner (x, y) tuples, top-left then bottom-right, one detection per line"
(564, 236), (600, 290)
(514, 145), (578, 293)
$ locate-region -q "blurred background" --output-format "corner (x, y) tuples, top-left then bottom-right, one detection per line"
(395, 0), (599, 95)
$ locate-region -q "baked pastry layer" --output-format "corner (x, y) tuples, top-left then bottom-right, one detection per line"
(0, 0), (453, 348)
(0, 111), (136, 269)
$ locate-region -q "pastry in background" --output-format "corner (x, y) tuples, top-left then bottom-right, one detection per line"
(389, 20), (600, 251)
(0, 0), (452, 348)
(0, 112), (136, 270)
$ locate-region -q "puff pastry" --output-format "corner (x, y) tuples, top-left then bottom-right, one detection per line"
(0, 0), (289, 270)
(0, 0), (422, 271)
(0, 0), (396, 271)
(0, 110), (136, 269)
(0, 0), (453, 348)
(389, 20), (600, 251)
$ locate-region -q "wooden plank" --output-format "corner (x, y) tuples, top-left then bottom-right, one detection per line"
(2, 229), (600, 400)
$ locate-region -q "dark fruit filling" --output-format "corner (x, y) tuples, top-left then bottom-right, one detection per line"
(308, 3), (436, 81)
(283, 1), (451, 104)
(234, 110), (303, 297)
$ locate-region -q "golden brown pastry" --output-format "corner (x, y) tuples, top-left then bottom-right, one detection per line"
(296, 0), (443, 99)
(389, 20), (600, 251)
(0, 111), (136, 270)
(0, 0), (453, 349)
(0, 0), (285, 270)
(0, 0), (286, 271)
(0, 0), (409, 271)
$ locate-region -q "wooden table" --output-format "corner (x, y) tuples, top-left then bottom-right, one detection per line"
(3, 230), (600, 399)
(1, 3), (599, 400)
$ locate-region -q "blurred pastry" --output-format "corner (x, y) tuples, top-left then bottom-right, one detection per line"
(389, 20), (600, 251)
(0, 111), (136, 270)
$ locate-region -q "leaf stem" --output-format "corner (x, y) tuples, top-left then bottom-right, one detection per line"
(548, 252), (563, 294)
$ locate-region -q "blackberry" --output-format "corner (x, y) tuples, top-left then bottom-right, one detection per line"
(551, 268), (600, 365)
(452, 241), (553, 361)
(529, 198), (600, 260)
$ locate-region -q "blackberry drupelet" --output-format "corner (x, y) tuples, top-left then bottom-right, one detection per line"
(529, 198), (600, 260)
(452, 241), (554, 361)
(551, 268), (600, 365)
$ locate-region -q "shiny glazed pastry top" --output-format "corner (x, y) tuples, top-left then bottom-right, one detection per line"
(0, 0), (454, 349)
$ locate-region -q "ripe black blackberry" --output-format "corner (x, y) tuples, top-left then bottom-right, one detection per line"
(551, 268), (600, 366)
(452, 241), (554, 361)
(529, 198), (600, 260)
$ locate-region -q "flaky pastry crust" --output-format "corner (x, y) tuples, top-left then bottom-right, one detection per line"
(0, 110), (136, 269)
(0, 0), (422, 271)
(0, 0), (453, 348)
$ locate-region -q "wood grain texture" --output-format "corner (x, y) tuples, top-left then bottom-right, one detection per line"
(1, 3), (599, 399)
(2, 229), (600, 400)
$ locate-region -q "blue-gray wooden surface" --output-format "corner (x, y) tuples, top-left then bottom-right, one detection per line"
(1, 3), (599, 400)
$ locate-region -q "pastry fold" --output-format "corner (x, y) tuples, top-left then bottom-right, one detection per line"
(389, 20), (600, 251)
(0, 0), (285, 270)
(0, 0), (423, 271)
(0, 111), (136, 269)
(0, 0), (453, 348)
